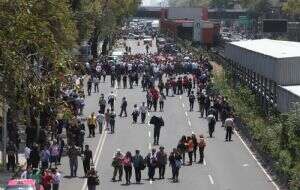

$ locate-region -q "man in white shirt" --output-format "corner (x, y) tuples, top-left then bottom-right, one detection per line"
(97, 111), (105, 134)
(108, 91), (116, 110)
(224, 114), (235, 141)
(24, 145), (31, 165)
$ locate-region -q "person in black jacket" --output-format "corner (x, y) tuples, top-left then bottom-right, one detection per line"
(82, 145), (93, 176)
(150, 116), (164, 145)
(119, 97), (128, 117)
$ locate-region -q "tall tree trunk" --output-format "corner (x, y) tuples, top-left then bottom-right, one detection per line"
(91, 28), (99, 60)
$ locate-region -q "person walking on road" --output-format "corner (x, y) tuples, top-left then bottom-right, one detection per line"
(98, 94), (106, 114)
(108, 91), (116, 110)
(93, 77), (99, 93)
(87, 112), (97, 138)
(119, 97), (128, 117)
(150, 116), (164, 145)
(87, 78), (92, 96)
(169, 148), (182, 183)
(132, 104), (140, 124)
(145, 148), (157, 181)
(68, 144), (80, 177)
(96, 111), (104, 134)
(112, 149), (124, 182)
(189, 91), (196, 112)
(110, 108), (116, 134)
(123, 75), (128, 88)
(156, 146), (167, 179)
(87, 167), (99, 190)
(225, 114), (235, 141)
(207, 113), (216, 138)
(132, 150), (144, 183)
(139, 102), (147, 124)
(104, 109), (110, 131)
(51, 168), (61, 190)
(187, 136), (194, 165)
(41, 146), (50, 170)
(159, 92), (166, 112)
(197, 92), (205, 117)
(177, 136), (187, 165)
(82, 145), (93, 177)
(198, 134), (206, 164)
(192, 133), (198, 162)
(123, 151), (133, 185)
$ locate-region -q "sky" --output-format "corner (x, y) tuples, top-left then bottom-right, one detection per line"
(142, 0), (164, 6)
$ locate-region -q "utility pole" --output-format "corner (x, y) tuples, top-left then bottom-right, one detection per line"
(1, 101), (8, 166)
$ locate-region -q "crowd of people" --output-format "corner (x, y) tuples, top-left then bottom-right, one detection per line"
(5, 31), (236, 189)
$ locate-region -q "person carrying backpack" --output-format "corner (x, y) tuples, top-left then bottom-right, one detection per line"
(207, 113), (216, 138)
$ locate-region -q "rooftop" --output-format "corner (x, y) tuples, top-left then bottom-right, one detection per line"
(229, 39), (300, 59)
(281, 85), (300, 97)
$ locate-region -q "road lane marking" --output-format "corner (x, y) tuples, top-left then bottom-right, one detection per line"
(150, 180), (153, 184)
(203, 159), (207, 166)
(147, 121), (150, 126)
(179, 95), (182, 100)
(81, 131), (106, 190)
(182, 103), (185, 108)
(243, 164), (249, 167)
(147, 112), (150, 116)
(148, 142), (152, 150)
(234, 130), (280, 190)
(208, 175), (214, 185)
(95, 131), (107, 167)
(188, 120), (192, 127)
(185, 111), (188, 116)
(148, 131), (151, 137)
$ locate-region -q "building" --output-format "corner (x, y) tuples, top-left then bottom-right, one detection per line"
(160, 7), (218, 45)
(225, 39), (300, 112)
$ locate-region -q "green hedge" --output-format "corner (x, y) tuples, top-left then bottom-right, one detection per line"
(213, 68), (300, 190)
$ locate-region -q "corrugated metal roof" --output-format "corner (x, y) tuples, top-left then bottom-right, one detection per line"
(280, 85), (300, 97)
(230, 39), (300, 59)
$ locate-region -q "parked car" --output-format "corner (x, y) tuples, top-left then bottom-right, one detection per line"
(6, 179), (44, 190)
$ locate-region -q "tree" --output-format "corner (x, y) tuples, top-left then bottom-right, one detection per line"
(282, 0), (300, 19)
(240, 0), (272, 18)
(168, 0), (211, 7)
(209, 0), (234, 9)
(0, 0), (77, 126)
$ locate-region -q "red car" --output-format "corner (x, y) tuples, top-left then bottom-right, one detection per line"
(6, 179), (44, 190)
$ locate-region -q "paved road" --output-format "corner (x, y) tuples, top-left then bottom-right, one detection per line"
(59, 40), (279, 190)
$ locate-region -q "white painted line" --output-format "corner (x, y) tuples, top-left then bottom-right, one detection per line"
(242, 164), (249, 167)
(147, 112), (150, 116)
(234, 130), (280, 190)
(150, 180), (153, 184)
(148, 142), (152, 150)
(147, 121), (150, 126)
(81, 131), (106, 190)
(95, 131), (107, 167)
(203, 159), (207, 166)
(148, 131), (151, 137)
(185, 112), (188, 116)
(182, 103), (185, 108)
(179, 95), (182, 100)
(208, 175), (214, 185)
(188, 120), (192, 127)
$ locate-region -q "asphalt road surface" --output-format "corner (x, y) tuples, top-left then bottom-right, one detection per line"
(58, 40), (279, 190)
